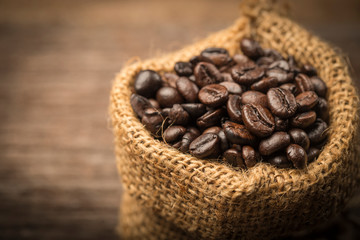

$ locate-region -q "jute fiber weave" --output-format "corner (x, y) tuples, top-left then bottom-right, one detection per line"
(110, 0), (360, 239)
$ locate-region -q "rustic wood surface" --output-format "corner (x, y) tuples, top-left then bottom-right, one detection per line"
(0, 0), (359, 239)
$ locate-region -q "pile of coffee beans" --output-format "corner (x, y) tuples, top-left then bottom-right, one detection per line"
(130, 38), (329, 169)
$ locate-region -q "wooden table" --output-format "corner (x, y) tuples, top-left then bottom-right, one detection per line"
(0, 0), (359, 239)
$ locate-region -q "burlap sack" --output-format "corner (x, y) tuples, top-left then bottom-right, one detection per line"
(110, 0), (360, 239)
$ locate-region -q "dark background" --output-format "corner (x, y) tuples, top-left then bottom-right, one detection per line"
(0, 0), (359, 239)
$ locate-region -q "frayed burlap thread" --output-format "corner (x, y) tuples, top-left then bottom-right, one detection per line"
(110, 3), (360, 240)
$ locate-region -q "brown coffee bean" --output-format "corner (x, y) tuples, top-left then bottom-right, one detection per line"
(189, 133), (220, 159)
(200, 47), (232, 67)
(266, 68), (293, 84)
(162, 73), (178, 88)
(268, 154), (293, 168)
(219, 81), (243, 95)
(296, 91), (319, 112)
(194, 62), (223, 88)
(295, 73), (314, 93)
(134, 70), (163, 98)
(242, 145), (261, 168)
(196, 108), (224, 129)
(256, 56), (275, 67)
(289, 128), (310, 151)
(307, 147), (320, 163)
(242, 104), (275, 138)
(250, 77), (278, 93)
(221, 72), (234, 82)
(232, 66), (265, 85)
(311, 76), (327, 98)
(130, 94), (152, 118)
(307, 118), (328, 144)
(263, 48), (284, 61)
(141, 108), (164, 137)
(163, 126), (187, 143)
(227, 95), (243, 123)
(315, 97), (329, 121)
(290, 111), (316, 129)
(174, 62), (193, 77)
(176, 77), (199, 103)
(181, 103), (207, 119)
(223, 121), (257, 145)
(223, 148), (246, 168)
(198, 84), (229, 108)
(161, 108), (171, 118)
(267, 88), (297, 118)
(189, 56), (202, 68)
(274, 116), (288, 131)
(233, 54), (251, 65)
(169, 104), (190, 125)
(259, 132), (290, 156)
(241, 90), (268, 108)
(149, 99), (160, 109)
(240, 38), (264, 59)
(203, 127), (229, 152)
(179, 127), (201, 153)
(280, 83), (297, 95)
(269, 60), (290, 72)
(301, 64), (317, 77)
(203, 126), (221, 134)
(156, 87), (184, 108)
(286, 144), (307, 169)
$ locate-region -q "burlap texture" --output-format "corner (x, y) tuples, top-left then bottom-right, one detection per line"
(110, 1), (360, 239)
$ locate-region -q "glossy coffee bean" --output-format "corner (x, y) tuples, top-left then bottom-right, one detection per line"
(156, 87), (184, 108)
(134, 70), (162, 98)
(178, 127), (201, 153)
(307, 118), (328, 144)
(161, 108), (171, 118)
(221, 72), (234, 82)
(259, 132), (290, 156)
(296, 91), (319, 112)
(250, 77), (278, 93)
(223, 148), (246, 168)
(194, 62), (223, 88)
(203, 126), (222, 134)
(269, 60), (290, 71)
(315, 97), (329, 121)
(307, 147), (320, 163)
(256, 56), (274, 67)
(290, 111), (316, 129)
(223, 121), (257, 145)
(240, 38), (264, 59)
(141, 108), (164, 136)
(219, 81), (243, 95)
(149, 99), (160, 109)
(280, 83), (297, 95)
(189, 133), (220, 159)
(241, 90), (268, 108)
(169, 104), (190, 125)
(301, 64), (317, 77)
(198, 84), (229, 108)
(233, 54), (251, 65)
(242, 145), (261, 168)
(196, 108), (224, 129)
(203, 127), (228, 151)
(200, 47), (232, 67)
(242, 104), (275, 138)
(176, 77), (199, 103)
(286, 144), (307, 169)
(295, 73), (314, 93)
(263, 48), (284, 61)
(189, 56), (202, 68)
(268, 154), (293, 168)
(266, 68), (293, 84)
(274, 116), (288, 131)
(227, 95), (243, 123)
(174, 62), (193, 77)
(130, 94), (152, 118)
(289, 128), (310, 151)
(232, 66), (265, 85)
(181, 103), (207, 119)
(311, 76), (327, 98)
(162, 72), (178, 88)
(163, 126), (187, 143)
(267, 88), (297, 118)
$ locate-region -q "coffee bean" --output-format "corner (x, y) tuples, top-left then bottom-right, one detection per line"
(174, 62), (193, 77)
(301, 64), (317, 77)
(289, 128), (310, 151)
(130, 94), (152, 118)
(315, 97), (329, 121)
(232, 66), (265, 85)
(279, 83), (297, 95)
(250, 77), (278, 93)
(256, 57), (275, 67)
(141, 108), (164, 137)
(194, 62), (223, 88)
(178, 127), (201, 153)
(219, 81), (243, 95)
(259, 132), (290, 156)
(242, 104), (275, 138)
(268, 154), (293, 168)
(169, 104), (190, 125)
(203, 127), (229, 152)
(268, 60), (290, 72)
(307, 118), (328, 144)
(241, 90), (268, 108)
(163, 126), (187, 143)
(290, 111), (316, 129)
(286, 144), (307, 169)
(240, 38), (264, 59)
(263, 48), (284, 61)
(267, 88), (297, 118)
(189, 75), (196, 82)
(181, 103), (207, 119)
(307, 147), (320, 163)
(161, 108), (171, 118)
(198, 84), (229, 108)
(196, 108), (225, 129)
(295, 73), (314, 93)
(223, 121), (257, 145)
(221, 72), (234, 82)
(134, 70), (163, 98)
(266, 68), (293, 84)
(223, 148), (246, 168)
(162, 73), (178, 88)
(227, 95), (243, 123)
(189, 133), (220, 159)
(296, 91), (319, 112)
(233, 54), (251, 65)
(274, 116), (288, 131)
(311, 76), (327, 98)
(156, 87), (184, 108)
(189, 56), (202, 68)
(242, 145), (261, 168)
(200, 47), (232, 67)
(149, 99), (160, 109)
(176, 77), (199, 103)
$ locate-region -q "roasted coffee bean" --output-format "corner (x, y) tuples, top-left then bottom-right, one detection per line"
(256, 56), (275, 67)
(134, 70), (163, 98)
(274, 116), (288, 131)
(250, 77), (278, 93)
(198, 84), (229, 108)
(290, 111), (316, 129)
(307, 147), (320, 163)
(176, 77), (199, 103)
(263, 48), (284, 61)
(141, 108), (164, 136)
(266, 68), (293, 84)
(268, 60), (290, 72)
(268, 154), (293, 168)
(219, 81), (243, 95)
(242, 145), (261, 168)
(169, 104), (190, 125)
(200, 47), (232, 67)
(189, 75), (196, 82)
(194, 62), (223, 88)
(279, 83), (297, 95)
(315, 97), (329, 121)
(241, 90), (268, 108)
(259, 132), (290, 156)
(286, 144), (307, 169)
(289, 128), (310, 151)
(267, 88), (297, 118)
(233, 54), (251, 65)
(130, 94), (152, 118)
(162, 73), (178, 88)
(161, 108), (171, 118)
(221, 72), (234, 82)
(223, 121), (257, 145)
(203, 126), (221, 134)
(181, 103), (207, 119)
(189, 133), (220, 159)
(196, 108), (225, 129)
(149, 99), (160, 109)
(242, 104), (275, 138)
(240, 38), (264, 59)
(163, 126), (187, 143)
(301, 64), (317, 77)
(232, 66), (265, 85)
(189, 56), (202, 68)
(307, 118), (328, 144)
(174, 62), (193, 77)
(156, 87), (184, 108)
(311, 76), (327, 98)
(287, 56), (300, 73)
(179, 127), (201, 153)
(295, 73), (314, 93)
(205, 128), (230, 152)
(223, 148), (246, 168)
(227, 95), (243, 123)
(296, 91), (319, 112)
